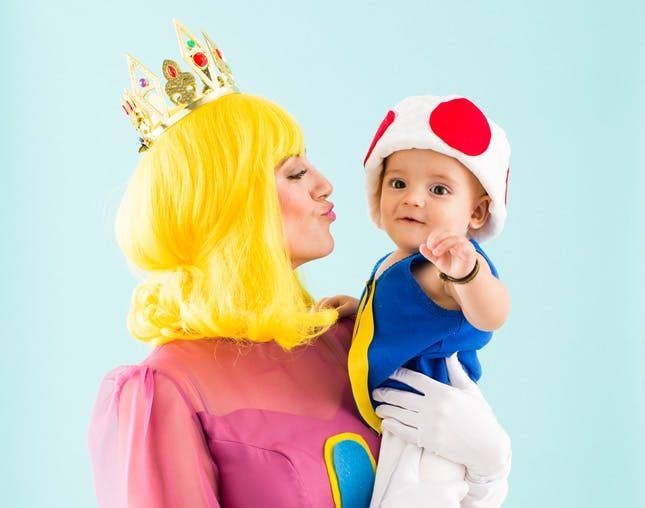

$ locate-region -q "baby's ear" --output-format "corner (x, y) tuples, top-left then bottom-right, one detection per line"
(469, 194), (491, 232)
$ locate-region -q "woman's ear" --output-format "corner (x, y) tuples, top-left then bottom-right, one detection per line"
(469, 194), (491, 232)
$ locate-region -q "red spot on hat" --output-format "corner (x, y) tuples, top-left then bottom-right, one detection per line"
(364, 110), (396, 167)
(429, 98), (491, 156)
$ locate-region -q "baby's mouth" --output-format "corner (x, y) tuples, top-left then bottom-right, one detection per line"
(399, 216), (426, 225)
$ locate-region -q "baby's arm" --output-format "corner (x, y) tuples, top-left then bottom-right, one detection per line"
(444, 252), (510, 331)
(419, 231), (510, 332)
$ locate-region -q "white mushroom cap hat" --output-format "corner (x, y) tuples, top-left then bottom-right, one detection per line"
(363, 95), (511, 242)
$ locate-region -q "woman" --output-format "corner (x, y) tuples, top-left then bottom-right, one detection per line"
(89, 39), (510, 506)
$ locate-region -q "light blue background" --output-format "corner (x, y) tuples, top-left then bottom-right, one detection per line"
(2, 1), (643, 506)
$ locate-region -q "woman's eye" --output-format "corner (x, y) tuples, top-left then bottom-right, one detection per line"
(288, 169), (308, 180)
(430, 185), (449, 195)
(390, 179), (406, 189)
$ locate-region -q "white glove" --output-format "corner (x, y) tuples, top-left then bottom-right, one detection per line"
(372, 429), (468, 508)
(373, 353), (511, 478)
(381, 479), (467, 508)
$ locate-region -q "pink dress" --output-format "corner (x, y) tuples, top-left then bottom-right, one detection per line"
(88, 318), (380, 507)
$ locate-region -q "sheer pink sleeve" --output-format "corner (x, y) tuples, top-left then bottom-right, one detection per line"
(88, 365), (219, 507)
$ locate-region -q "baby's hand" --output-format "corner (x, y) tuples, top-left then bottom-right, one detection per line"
(420, 231), (477, 279)
(317, 295), (359, 319)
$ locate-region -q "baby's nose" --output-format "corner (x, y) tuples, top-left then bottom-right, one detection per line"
(403, 188), (426, 207)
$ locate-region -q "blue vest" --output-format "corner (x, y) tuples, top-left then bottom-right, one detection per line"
(348, 239), (498, 431)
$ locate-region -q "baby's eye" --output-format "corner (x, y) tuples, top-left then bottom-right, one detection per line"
(430, 185), (449, 195)
(389, 178), (406, 189)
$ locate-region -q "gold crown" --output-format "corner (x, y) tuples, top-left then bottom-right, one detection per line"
(122, 19), (239, 152)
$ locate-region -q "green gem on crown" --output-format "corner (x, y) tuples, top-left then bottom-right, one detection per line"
(187, 39), (196, 48)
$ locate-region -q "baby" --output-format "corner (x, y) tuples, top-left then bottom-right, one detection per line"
(322, 94), (511, 506)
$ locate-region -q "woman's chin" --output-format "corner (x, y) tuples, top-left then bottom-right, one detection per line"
(312, 236), (336, 262)
(291, 236), (335, 268)
(321, 236), (335, 257)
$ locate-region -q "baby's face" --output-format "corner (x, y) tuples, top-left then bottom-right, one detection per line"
(379, 148), (488, 254)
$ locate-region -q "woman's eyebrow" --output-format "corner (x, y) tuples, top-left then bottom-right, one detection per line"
(277, 154), (297, 169)
(279, 151), (307, 168)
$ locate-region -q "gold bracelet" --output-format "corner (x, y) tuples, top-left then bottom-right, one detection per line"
(438, 259), (480, 284)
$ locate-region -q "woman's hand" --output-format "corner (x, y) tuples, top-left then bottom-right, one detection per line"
(372, 354), (511, 478)
(317, 295), (359, 319)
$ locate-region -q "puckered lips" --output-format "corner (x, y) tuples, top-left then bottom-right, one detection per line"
(322, 203), (336, 221)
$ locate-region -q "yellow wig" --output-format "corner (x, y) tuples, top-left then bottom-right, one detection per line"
(116, 93), (338, 347)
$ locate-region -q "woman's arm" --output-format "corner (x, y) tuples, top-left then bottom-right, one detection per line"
(88, 365), (220, 507)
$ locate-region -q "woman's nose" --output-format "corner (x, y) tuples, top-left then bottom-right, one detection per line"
(314, 171), (333, 199)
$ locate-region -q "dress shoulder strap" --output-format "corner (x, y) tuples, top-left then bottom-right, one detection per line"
(469, 239), (499, 278)
(369, 252), (392, 280)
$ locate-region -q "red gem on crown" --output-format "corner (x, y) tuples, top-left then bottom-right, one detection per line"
(192, 52), (208, 68)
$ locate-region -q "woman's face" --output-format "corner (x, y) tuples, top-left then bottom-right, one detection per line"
(275, 156), (336, 268)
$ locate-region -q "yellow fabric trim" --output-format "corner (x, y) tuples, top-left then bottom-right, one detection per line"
(324, 432), (377, 508)
(348, 281), (382, 433)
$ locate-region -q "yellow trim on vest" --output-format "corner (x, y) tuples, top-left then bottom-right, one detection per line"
(324, 432), (377, 508)
(348, 280), (382, 433)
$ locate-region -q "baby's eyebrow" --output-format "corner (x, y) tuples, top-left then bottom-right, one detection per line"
(383, 167), (405, 175)
(430, 172), (458, 185)
(384, 167), (457, 184)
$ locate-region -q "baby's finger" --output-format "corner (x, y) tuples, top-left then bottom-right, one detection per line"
(432, 236), (461, 257)
(449, 240), (476, 260)
(419, 243), (437, 262)
(426, 230), (450, 250)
